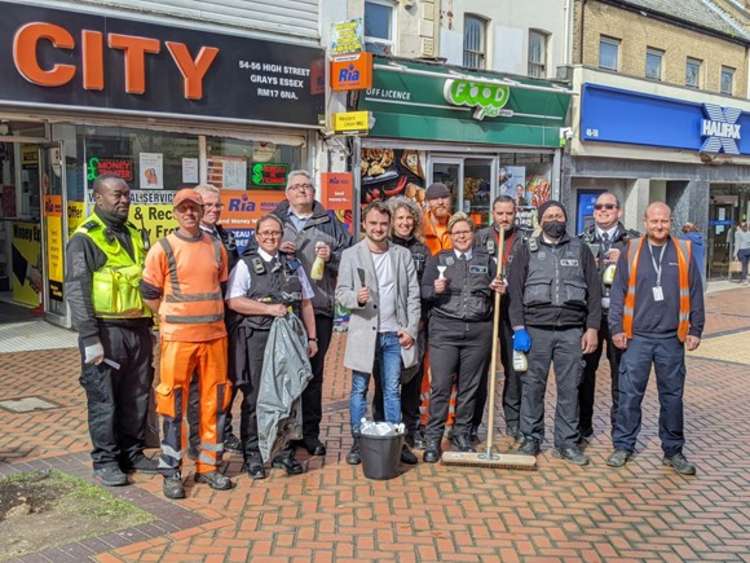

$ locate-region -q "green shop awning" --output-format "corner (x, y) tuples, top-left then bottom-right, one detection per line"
(358, 57), (572, 148)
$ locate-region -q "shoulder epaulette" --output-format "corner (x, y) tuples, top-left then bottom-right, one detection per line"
(81, 220), (100, 231)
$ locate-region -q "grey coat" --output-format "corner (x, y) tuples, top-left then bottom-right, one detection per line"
(336, 240), (421, 374)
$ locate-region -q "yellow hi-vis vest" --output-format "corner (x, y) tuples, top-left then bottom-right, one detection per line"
(75, 213), (151, 319)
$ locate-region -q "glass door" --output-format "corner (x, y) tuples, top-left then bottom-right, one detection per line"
(708, 199), (736, 280)
(39, 142), (69, 326)
(463, 158), (496, 227)
(428, 157), (463, 216)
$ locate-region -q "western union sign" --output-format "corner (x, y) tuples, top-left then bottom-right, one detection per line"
(333, 111), (371, 133)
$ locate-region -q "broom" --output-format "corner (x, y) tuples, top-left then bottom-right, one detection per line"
(441, 226), (537, 469)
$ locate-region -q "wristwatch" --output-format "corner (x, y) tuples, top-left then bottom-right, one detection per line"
(308, 337), (318, 342)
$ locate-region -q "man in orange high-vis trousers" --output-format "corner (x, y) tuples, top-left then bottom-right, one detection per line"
(141, 188), (233, 499)
(607, 202), (704, 476)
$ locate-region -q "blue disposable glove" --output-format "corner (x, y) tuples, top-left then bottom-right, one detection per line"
(513, 329), (532, 353)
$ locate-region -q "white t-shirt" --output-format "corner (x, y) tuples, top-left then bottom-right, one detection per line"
(371, 250), (399, 333)
(225, 248), (314, 300)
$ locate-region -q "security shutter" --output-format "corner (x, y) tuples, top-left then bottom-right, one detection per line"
(31, 0), (320, 40)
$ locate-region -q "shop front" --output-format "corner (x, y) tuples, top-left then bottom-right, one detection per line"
(0, 1), (324, 326)
(566, 66), (750, 281)
(355, 57), (572, 229)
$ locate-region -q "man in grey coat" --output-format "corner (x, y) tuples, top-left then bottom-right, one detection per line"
(335, 201), (421, 466)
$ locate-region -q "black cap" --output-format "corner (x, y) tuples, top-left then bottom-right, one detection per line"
(425, 183), (451, 201)
(537, 200), (567, 222)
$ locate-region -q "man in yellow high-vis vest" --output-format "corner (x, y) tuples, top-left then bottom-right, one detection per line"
(65, 174), (157, 487)
(607, 202), (704, 475)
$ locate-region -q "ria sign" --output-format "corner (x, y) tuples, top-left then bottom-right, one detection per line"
(443, 79), (512, 120)
(701, 103), (742, 155)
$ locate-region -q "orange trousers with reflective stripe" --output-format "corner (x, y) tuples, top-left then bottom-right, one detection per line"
(155, 337), (230, 474)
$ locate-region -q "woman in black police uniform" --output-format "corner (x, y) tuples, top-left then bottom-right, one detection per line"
(420, 212), (505, 463)
(372, 197), (430, 458)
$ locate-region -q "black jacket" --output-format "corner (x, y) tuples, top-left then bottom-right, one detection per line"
(272, 200), (353, 316)
(508, 233), (601, 330)
(64, 210), (150, 347)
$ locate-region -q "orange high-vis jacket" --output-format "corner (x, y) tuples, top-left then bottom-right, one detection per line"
(422, 208), (452, 256)
(622, 236), (692, 342)
(142, 232), (228, 342)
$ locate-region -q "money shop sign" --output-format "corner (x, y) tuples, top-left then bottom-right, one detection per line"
(443, 79), (512, 120)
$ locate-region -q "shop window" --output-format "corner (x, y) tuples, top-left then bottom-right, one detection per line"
(528, 30), (548, 78)
(686, 57), (702, 89)
(463, 15), (487, 70)
(498, 153), (553, 230)
(599, 36), (620, 72)
(365, 0), (395, 56)
(721, 66), (735, 96)
(205, 138), (302, 191)
(645, 47), (663, 81)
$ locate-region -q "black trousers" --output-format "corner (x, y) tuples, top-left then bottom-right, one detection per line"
(579, 314), (622, 439)
(521, 326), (583, 449)
(425, 320), (492, 443)
(300, 315), (333, 440)
(78, 324), (154, 469)
(471, 317), (520, 434)
(373, 359), (425, 436)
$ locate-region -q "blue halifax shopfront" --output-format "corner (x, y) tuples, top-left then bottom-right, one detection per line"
(571, 83), (750, 280)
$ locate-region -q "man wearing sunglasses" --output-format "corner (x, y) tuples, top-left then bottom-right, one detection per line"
(578, 192), (639, 445)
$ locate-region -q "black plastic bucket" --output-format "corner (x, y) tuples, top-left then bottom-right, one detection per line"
(359, 432), (404, 480)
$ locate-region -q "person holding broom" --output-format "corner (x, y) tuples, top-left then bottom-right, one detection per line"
(420, 212), (506, 463)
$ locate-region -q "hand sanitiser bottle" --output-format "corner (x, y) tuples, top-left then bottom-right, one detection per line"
(513, 350), (528, 372)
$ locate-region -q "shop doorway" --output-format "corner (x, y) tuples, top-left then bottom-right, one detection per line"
(0, 121), (68, 326)
(708, 186), (750, 280)
(428, 155), (496, 226)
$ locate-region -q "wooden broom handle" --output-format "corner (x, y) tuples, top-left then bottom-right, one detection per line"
(485, 227), (505, 454)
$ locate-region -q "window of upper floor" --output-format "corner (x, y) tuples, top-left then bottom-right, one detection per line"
(686, 57), (702, 89)
(721, 66), (735, 96)
(528, 30), (549, 78)
(645, 47), (664, 81)
(599, 36), (620, 71)
(365, 0), (395, 56)
(463, 14), (487, 70)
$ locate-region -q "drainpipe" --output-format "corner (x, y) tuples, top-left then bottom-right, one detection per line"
(579, 0), (587, 65)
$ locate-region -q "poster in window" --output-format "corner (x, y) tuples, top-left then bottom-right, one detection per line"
(360, 148), (426, 208)
(139, 153), (164, 189)
(181, 158), (199, 184)
(499, 166), (527, 205)
(207, 157), (247, 189)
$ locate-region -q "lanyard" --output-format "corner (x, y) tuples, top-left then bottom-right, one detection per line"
(648, 242), (666, 287)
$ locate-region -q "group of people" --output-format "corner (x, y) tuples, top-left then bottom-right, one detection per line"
(65, 171), (705, 501)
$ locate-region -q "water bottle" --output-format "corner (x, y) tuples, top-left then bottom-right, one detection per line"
(513, 350), (528, 372)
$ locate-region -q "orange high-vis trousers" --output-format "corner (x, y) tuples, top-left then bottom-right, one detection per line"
(155, 337), (231, 475)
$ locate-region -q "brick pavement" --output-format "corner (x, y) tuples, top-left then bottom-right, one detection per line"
(0, 288), (749, 561)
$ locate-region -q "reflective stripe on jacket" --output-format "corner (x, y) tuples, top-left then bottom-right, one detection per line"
(623, 236), (691, 342)
(75, 213), (150, 319)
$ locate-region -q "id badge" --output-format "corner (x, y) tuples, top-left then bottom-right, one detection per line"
(652, 286), (664, 302)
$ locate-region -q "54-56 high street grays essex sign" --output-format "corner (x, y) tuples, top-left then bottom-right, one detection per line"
(0, 1), (325, 126)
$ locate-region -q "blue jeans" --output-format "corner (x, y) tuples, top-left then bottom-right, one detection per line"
(613, 335), (686, 457)
(350, 332), (402, 433)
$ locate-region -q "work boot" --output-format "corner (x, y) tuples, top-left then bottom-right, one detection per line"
(422, 441), (442, 464)
(346, 437), (362, 465)
(400, 444), (418, 465)
(194, 471), (234, 490)
(662, 452), (697, 476)
(451, 434), (475, 453)
(224, 433), (243, 454)
(122, 454), (159, 474)
(606, 449), (632, 468)
(272, 453), (305, 476)
(553, 446), (590, 466)
(245, 460), (266, 480)
(162, 473), (185, 499)
(93, 466), (128, 487)
(300, 437), (327, 456)
(514, 436), (541, 456)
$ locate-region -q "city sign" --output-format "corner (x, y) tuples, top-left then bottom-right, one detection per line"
(443, 79), (512, 120)
(701, 103), (742, 155)
(330, 52), (373, 91)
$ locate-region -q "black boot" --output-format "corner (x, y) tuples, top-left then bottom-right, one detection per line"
(423, 441), (442, 463)
(346, 435), (361, 465)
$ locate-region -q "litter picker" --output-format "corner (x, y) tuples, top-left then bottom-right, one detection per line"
(441, 226), (537, 469)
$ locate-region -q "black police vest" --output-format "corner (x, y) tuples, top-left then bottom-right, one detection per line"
(240, 251), (303, 330)
(523, 237), (587, 308)
(432, 250), (493, 322)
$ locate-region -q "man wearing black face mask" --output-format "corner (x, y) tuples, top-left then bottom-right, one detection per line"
(507, 201), (601, 466)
